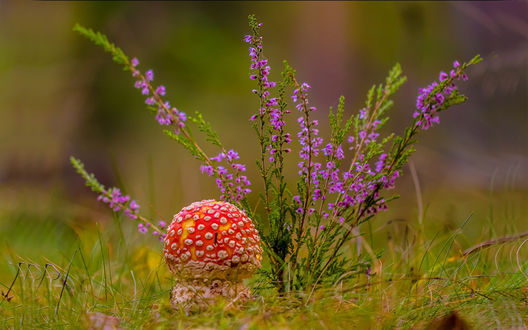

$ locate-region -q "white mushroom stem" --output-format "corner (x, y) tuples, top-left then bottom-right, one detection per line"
(170, 278), (251, 311)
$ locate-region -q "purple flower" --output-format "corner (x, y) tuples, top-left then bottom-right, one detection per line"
(145, 70), (154, 82)
(226, 149), (240, 161)
(323, 143), (333, 156)
(211, 152), (226, 162)
(131, 58), (139, 67)
(231, 163), (246, 172)
(336, 145), (344, 160)
(359, 109), (367, 120)
(293, 195), (301, 204)
(155, 85), (166, 96)
(138, 223), (148, 234)
(200, 165), (214, 176)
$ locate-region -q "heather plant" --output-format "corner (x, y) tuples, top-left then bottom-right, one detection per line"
(71, 16), (481, 293)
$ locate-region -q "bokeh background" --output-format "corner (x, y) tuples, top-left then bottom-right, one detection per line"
(0, 1), (526, 280)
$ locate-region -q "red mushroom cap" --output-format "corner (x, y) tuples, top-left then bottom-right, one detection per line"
(164, 200), (262, 280)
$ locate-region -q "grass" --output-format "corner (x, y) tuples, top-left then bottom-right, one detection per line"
(1, 184), (527, 329)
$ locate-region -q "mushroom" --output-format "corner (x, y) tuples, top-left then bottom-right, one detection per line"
(163, 199), (262, 310)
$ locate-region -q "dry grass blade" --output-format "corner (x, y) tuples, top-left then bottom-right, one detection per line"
(463, 230), (528, 256)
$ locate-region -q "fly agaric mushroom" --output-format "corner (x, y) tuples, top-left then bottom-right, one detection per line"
(163, 200), (262, 309)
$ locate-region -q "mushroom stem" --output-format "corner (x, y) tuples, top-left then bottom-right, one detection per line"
(170, 279), (251, 311)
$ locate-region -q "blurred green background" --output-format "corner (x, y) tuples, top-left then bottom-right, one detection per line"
(0, 1), (526, 282)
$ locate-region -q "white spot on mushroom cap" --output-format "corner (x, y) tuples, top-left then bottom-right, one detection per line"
(193, 215), (199, 220)
(184, 239), (193, 246)
(232, 255), (240, 263)
(220, 207), (227, 212)
(196, 240), (203, 247)
(206, 245), (214, 251)
(197, 224), (205, 230)
(171, 243), (177, 250)
(187, 227), (195, 234)
(220, 217), (227, 224)
(228, 240), (236, 248)
(207, 209), (214, 215)
(177, 228), (183, 235)
(177, 216), (183, 223)
(214, 212), (220, 218)
(238, 221), (244, 228)
(169, 230), (175, 237)
(204, 216), (211, 221)
(185, 214), (191, 220)
(228, 229), (235, 235)
(205, 232), (213, 239)
(211, 223), (219, 230)
(196, 250), (204, 257)
(218, 250), (228, 259)
(241, 254), (249, 262)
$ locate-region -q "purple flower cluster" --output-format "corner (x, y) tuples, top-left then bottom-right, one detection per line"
(138, 220), (167, 239)
(314, 150), (398, 220)
(96, 186), (167, 240)
(200, 149), (251, 202)
(327, 137), (399, 218)
(265, 97), (292, 163)
(290, 82), (329, 218)
(245, 31), (276, 102)
(294, 83), (323, 182)
(245, 29), (291, 164)
(414, 60), (468, 130)
(130, 58), (187, 134)
(294, 93), (401, 223)
(97, 187), (139, 220)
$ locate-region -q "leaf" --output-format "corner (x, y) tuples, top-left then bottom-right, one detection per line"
(73, 24), (129, 68)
